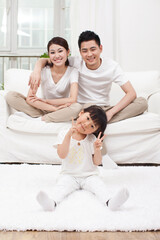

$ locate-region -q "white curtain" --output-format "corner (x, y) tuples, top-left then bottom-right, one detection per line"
(69, 0), (114, 58)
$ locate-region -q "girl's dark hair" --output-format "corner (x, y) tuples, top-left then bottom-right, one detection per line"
(83, 105), (107, 137)
(78, 30), (101, 49)
(47, 37), (69, 66)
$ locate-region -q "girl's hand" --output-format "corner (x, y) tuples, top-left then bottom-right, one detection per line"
(67, 118), (78, 137)
(94, 132), (106, 151)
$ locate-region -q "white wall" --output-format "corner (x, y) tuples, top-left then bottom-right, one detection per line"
(70, 0), (160, 72)
(70, 0), (114, 58)
(114, 0), (160, 71)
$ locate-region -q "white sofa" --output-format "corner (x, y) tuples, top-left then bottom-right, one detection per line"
(0, 68), (160, 165)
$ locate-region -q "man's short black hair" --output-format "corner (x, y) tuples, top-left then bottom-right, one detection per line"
(83, 105), (107, 137)
(78, 30), (101, 49)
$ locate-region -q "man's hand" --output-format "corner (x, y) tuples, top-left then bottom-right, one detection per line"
(106, 109), (114, 122)
(28, 71), (41, 94)
(28, 58), (51, 94)
(94, 132), (106, 151)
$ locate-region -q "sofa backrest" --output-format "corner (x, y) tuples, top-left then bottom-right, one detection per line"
(4, 68), (160, 104)
(110, 71), (160, 105)
(4, 68), (42, 97)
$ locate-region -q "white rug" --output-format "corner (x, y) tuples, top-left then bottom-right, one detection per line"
(0, 164), (160, 232)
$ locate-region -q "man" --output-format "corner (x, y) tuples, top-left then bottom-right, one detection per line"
(29, 30), (147, 123)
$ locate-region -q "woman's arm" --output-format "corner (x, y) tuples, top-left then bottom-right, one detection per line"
(26, 88), (60, 112)
(46, 82), (78, 106)
(106, 81), (136, 121)
(26, 81), (78, 111)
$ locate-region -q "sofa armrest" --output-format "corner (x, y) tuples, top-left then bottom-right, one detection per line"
(0, 90), (11, 127)
(147, 91), (160, 115)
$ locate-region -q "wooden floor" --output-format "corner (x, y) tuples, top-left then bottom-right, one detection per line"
(0, 231), (160, 240)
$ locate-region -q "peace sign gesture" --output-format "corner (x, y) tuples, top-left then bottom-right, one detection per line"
(94, 132), (106, 151)
(68, 117), (78, 137)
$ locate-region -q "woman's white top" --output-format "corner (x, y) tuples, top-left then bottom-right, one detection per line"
(41, 66), (78, 99)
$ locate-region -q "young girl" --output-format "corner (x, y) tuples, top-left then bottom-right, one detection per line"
(6, 37), (82, 122)
(37, 105), (129, 211)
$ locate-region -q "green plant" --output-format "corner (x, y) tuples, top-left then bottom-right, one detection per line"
(40, 52), (49, 58)
(0, 82), (4, 90)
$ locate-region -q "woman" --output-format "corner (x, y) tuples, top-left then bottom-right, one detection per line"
(6, 37), (82, 122)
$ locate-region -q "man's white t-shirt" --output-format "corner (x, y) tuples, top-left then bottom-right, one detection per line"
(41, 66), (78, 99)
(69, 57), (128, 106)
(57, 128), (99, 178)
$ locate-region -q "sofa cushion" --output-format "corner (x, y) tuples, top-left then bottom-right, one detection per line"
(7, 112), (160, 135)
(7, 114), (71, 134)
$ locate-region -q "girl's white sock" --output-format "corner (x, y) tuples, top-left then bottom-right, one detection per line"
(36, 191), (56, 211)
(107, 188), (129, 211)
